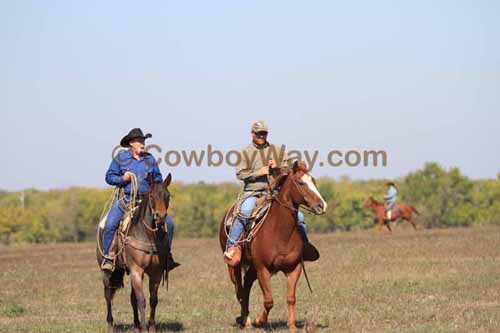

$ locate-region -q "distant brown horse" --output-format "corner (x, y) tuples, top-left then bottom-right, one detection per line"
(97, 173), (172, 333)
(364, 196), (419, 232)
(219, 161), (327, 330)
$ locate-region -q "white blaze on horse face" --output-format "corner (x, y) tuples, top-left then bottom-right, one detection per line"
(301, 173), (327, 213)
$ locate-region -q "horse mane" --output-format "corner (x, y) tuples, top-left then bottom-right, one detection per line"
(269, 171), (289, 191)
(369, 196), (382, 206)
(132, 195), (148, 225)
(293, 160), (309, 173)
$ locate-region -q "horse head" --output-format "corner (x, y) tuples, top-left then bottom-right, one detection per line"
(364, 196), (381, 209)
(145, 173), (172, 224)
(274, 161), (327, 215)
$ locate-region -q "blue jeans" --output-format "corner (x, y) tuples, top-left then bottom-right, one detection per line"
(102, 197), (174, 258)
(226, 195), (309, 249)
(386, 199), (396, 212)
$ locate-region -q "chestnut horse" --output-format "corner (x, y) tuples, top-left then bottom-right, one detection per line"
(97, 173), (172, 333)
(364, 196), (419, 232)
(219, 161), (327, 330)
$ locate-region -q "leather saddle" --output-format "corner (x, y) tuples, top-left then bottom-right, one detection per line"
(98, 215), (168, 274)
(225, 194), (320, 262)
(225, 194), (273, 237)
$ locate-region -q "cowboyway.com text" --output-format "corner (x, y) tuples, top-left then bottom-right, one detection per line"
(112, 144), (388, 170)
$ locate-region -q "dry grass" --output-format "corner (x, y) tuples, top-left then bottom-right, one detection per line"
(1, 225), (500, 332)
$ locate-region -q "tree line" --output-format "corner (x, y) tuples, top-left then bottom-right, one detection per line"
(0, 162), (499, 244)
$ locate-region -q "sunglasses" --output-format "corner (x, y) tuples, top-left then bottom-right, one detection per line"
(254, 131), (268, 137)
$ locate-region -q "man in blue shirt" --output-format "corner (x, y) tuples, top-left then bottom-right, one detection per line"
(101, 128), (178, 272)
(384, 181), (398, 220)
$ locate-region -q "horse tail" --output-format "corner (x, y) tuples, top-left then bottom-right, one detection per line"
(411, 206), (420, 215)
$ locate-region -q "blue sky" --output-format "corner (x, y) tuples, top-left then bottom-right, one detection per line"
(1, 1), (499, 190)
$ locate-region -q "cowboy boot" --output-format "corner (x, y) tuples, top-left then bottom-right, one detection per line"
(101, 257), (114, 272)
(166, 251), (180, 272)
(224, 245), (242, 267)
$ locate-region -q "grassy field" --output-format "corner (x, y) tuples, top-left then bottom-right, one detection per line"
(1, 225), (500, 332)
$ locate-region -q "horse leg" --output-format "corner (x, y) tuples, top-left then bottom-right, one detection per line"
(377, 217), (384, 233)
(104, 287), (116, 333)
(148, 272), (162, 333)
(385, 220), (392, 233)
(229, 265), (246, 327)
(232, 265), (243, 301)
(286, 262), (302, 330)
(130, 289), (141, 333)
(408, 216), (418, 230)
(130, 269), (148, 332)
(255, 268), (273, 326)
(240, 266), (257, 328)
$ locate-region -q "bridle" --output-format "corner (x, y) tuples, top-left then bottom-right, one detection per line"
(141, 185), (166, 233)
(272, 171), (317, 215)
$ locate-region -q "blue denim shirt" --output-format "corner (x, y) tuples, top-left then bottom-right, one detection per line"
(105, 150), (163, 194)
(384, 185), (398, 204)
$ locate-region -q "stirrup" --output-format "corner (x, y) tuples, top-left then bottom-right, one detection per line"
(224, 246), (242, 267)
(101, 259), (115, 272)
(101, 253), (116, 272)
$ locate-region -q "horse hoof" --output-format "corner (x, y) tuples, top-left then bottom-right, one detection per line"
(244, 317), (253, 329)
(106, 323), (114, 333)
(236, 316), (252, 329)
(254, 316), (267, 327)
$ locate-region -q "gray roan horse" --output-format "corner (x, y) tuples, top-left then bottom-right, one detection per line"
(97, 173), (172, 333)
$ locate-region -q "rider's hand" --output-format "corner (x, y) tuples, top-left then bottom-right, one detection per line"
(268, 159), (277, 169)
(255, 166), (270, 177)
(123, 172), (132, 182)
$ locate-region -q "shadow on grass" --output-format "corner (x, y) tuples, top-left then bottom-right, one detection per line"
(230, 320), (329, 331)
(113, 321), (184, 332)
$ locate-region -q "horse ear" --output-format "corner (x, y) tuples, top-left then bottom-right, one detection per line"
(270, 172), (288, 191)
(292, 160), (300, 173)
(163, 173), (172, 188)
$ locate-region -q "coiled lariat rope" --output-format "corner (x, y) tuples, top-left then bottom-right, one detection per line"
(96, 172), (139, 260)
(223, 189), (272, 246)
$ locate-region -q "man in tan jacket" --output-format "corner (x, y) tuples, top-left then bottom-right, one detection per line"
(224, 121), (311, 262)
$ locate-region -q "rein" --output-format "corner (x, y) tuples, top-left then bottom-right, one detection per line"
(141, 190), (162, 233)
(274, 173), (317, 214)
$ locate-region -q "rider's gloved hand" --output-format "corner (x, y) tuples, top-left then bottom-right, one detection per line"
(255, 166), (270, 177)
(123, 172), (132, 182)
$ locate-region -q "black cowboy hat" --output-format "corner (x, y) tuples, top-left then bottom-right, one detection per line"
(120, 128), (152, 147)
(386, 181), (396, 186)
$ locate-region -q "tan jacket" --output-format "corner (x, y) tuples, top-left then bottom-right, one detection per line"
(236, 142), (290, 192)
